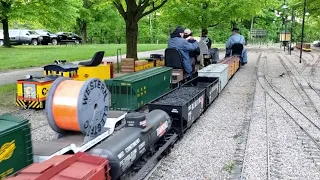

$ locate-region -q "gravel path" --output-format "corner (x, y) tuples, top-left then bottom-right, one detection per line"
(148, 49), (262, 179)
(241, 48), (320, 180)
(1, 109), (57, 141)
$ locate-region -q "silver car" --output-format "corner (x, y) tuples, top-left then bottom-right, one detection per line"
(0, 29), (43, 46)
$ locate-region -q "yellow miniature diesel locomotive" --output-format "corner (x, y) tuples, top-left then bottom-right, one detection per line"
(16, 62), (79, 109)
(16, 51), (114, 109)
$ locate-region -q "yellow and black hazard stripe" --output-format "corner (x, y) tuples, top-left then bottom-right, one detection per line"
(16, 99), (26, 107)
(28, 101), (44, 109)
(16, 100), (44, 109)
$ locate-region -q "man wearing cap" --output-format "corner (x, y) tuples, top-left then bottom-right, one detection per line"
(168, 26), (199, 76)
(225, 27), (248, 65)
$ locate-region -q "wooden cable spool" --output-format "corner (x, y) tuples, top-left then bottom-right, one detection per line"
(45, 77), (110, 136)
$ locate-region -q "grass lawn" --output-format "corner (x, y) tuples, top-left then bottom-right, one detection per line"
(0, 44), (167, 71)
(0, 43), (225, 71)
(0, 83), (17, 109)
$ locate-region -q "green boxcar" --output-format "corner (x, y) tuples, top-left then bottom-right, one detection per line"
(0, 113), (33, 179)
(105, 67), (172, 111)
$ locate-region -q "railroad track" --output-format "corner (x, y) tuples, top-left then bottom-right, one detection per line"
(282, 46), (320, 101)
(276, 54), (320, 120)
(258, 53), (320, 176)
(229, 52), (262, 180)
(239, 50), (320, 179)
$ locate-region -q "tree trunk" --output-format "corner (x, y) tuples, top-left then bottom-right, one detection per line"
(125, 20), (138, 60)
(82, 21), (87, 44)
(250, 17), (254, 30)
(1, 18), (11, 47)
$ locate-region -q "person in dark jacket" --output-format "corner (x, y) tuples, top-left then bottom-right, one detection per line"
(168, 26), (199, 75)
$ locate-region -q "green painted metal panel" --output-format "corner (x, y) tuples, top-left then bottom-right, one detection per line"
(105, 67), (172, 111)
(0, 113), (33, 179)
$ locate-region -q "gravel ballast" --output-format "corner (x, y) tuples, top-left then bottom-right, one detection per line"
(149, 49), (262, 179)
(241, 49), (320, 179)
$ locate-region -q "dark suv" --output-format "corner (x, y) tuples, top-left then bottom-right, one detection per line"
(56, 32), (82, 44)
(35, 30), (59, 45)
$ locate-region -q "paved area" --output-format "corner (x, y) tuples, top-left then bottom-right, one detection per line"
(0, 49), (165, 85)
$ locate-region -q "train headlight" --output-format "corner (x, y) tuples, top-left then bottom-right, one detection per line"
(23, 84), (36, 98)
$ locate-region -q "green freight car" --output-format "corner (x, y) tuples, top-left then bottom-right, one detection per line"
(0, 113), (33, 179)
(105, 67), (172, 111)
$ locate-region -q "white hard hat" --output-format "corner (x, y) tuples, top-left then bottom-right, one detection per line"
(184, 29), (192, 35)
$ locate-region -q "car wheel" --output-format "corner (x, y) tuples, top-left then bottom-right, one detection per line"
(51, 39), (58, 45)
(31, 39), (38, 45)
(0, 40), (3, 46)
(75, 40), (79, 44)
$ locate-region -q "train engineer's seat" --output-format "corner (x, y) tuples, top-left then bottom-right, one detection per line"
(230, 43), (243, 56)
(164, 48), (187, 84)
(76, 51), (113, 80)
(78, 51), (105, 66)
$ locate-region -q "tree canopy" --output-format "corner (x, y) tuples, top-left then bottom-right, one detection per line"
(1, 0), (320, 55)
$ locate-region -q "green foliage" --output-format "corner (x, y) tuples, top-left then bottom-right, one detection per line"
(3, 0), (81, 31)
(1, 0), (320, 46)
(86, 3), (125, 44)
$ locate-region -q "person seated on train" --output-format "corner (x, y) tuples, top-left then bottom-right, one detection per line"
(168, 26), (199, 76)
(184, 28), (200, 71)
(201, 28), (219, 63)
(225, 27), (248, 65)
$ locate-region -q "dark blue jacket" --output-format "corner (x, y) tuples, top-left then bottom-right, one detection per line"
(168, 37), (198, 74)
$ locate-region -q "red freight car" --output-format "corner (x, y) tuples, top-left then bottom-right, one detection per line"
(6, 152), (111, 180)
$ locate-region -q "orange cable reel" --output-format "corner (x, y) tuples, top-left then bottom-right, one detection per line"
(45, 77), (110, 137)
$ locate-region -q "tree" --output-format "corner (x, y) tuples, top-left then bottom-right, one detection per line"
(77, 0), (96, 43)
(1, 0), (13, 47)
(112, 0), (168, 59)
(87, 3), (125, 44)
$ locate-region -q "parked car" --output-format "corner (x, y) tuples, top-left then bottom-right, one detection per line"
(35, 29), (59, 45)
(0, 30), (3, 46)
(313, 40), (320, 47)
(0, 29), (49, 46)
(56, 32), (82, 44)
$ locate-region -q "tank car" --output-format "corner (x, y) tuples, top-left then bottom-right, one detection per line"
(88, 109), (172, 180)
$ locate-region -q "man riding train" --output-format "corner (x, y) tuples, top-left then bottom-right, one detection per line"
(167, 26), (247, 77)
(225, 27), (248, 66)
(167, 26), (199, 76)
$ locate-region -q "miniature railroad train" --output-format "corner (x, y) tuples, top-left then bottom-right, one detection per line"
(295, 42), (312, 52)
(15, 52), (164, 109)
(4, 52), (241, 180)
